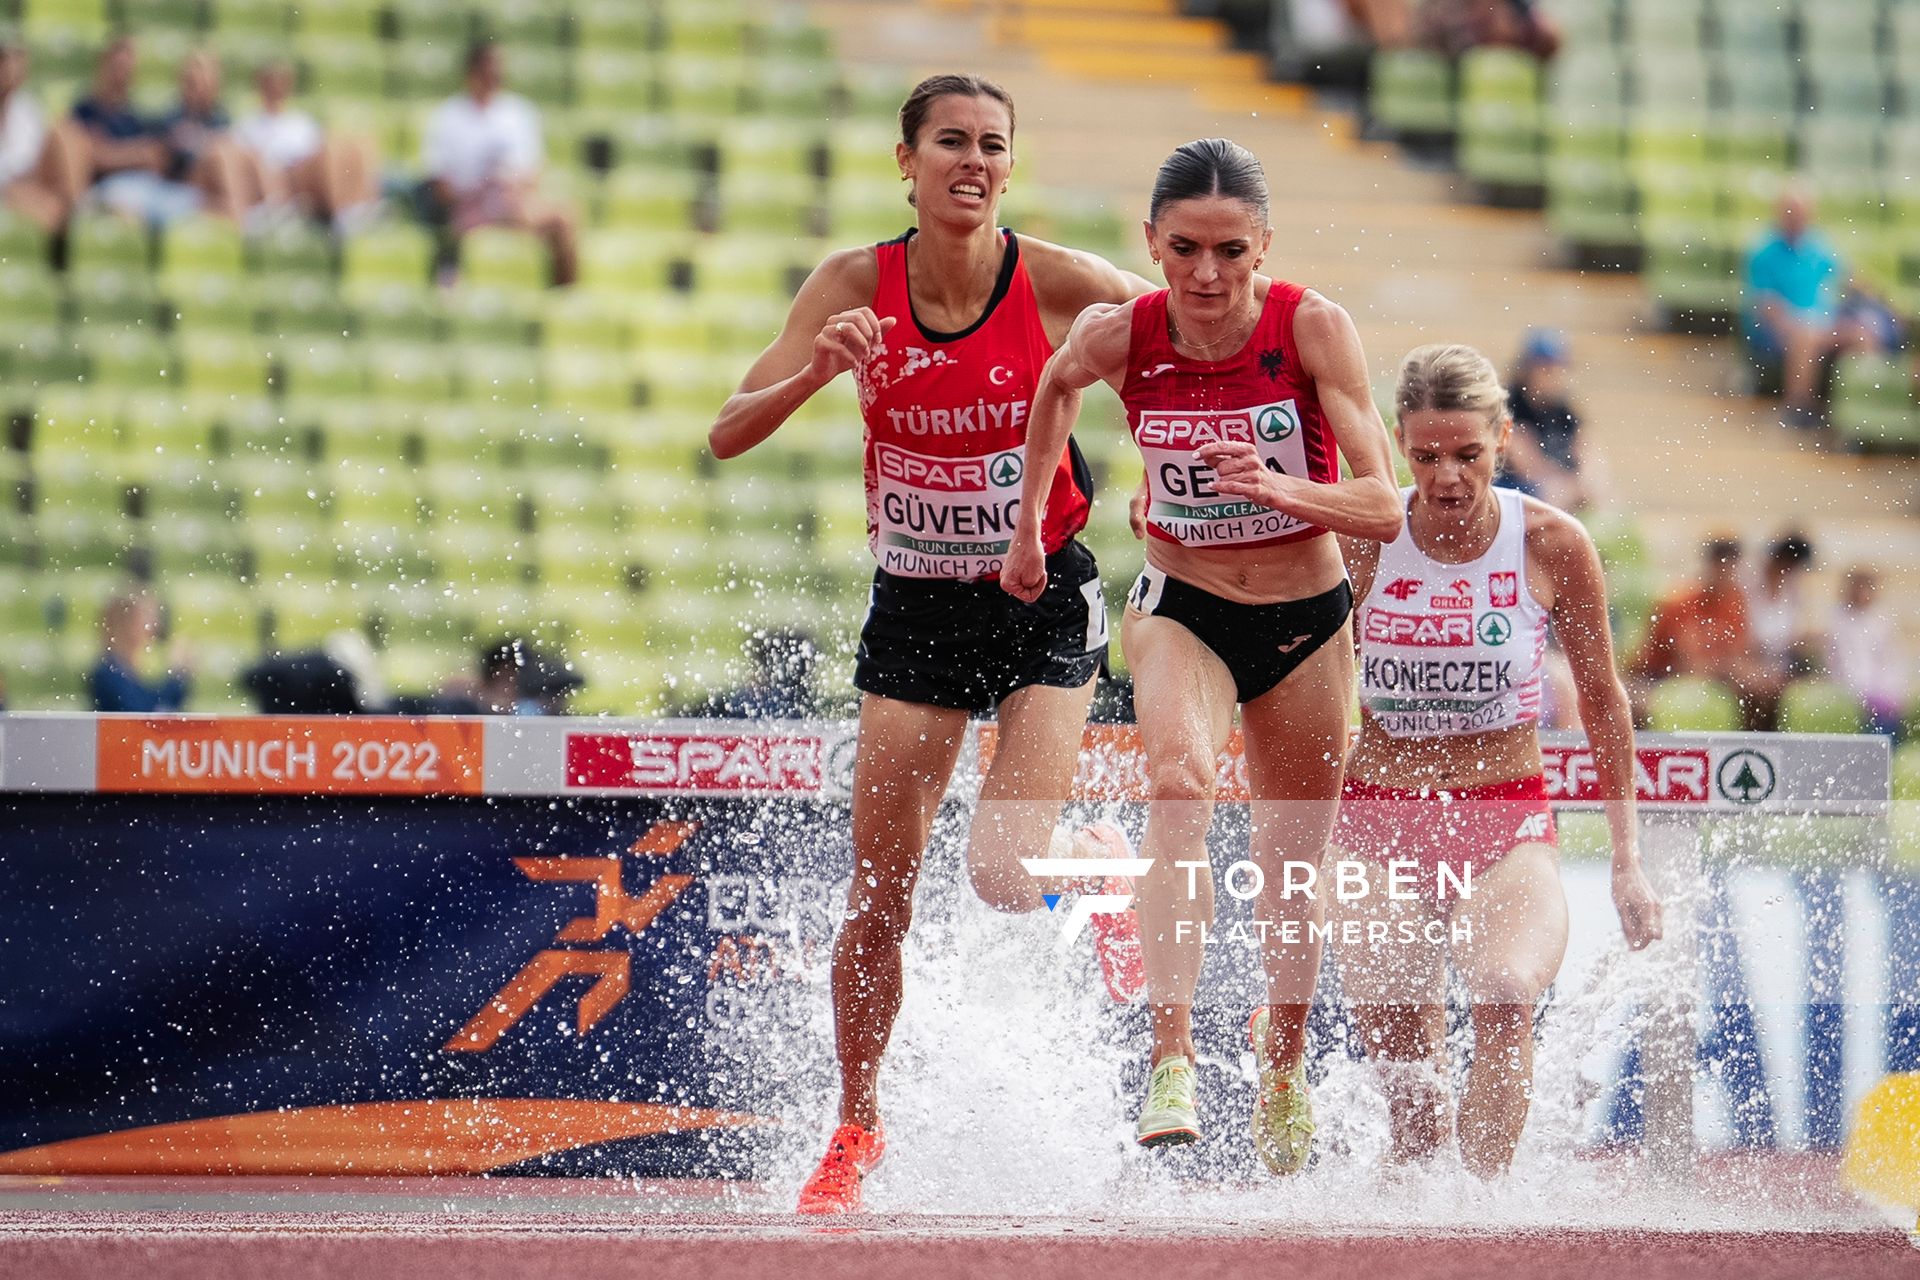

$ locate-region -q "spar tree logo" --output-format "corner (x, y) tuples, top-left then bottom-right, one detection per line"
(989, 451), (1023, 487)
(1476, 611), (1512, 646)
(1256, 403), (1297, 442)
(1715, 749), (1776, 805)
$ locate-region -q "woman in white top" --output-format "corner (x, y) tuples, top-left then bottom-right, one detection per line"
(0, 38), (60, 231)
(1332, 343), (1662, 1178)
(234, 62), (378, 228)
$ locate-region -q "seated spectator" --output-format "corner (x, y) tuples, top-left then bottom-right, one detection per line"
(1743, 190), (1887, 429)
(421, 41), (578, 287)
(88, 589), (193, 712)
(242, 632), (389, 714)
(1628, 534), (1783, 729)
(689, 629), (821, 720)
(148, 47), (259, 223)
(234, 61), (380, 232)
(1502, 328), (1601, 510)
(518, 652), (584, 716)
(1827, 566), (1907, 738)
(0, 37), (58, 231)
(1747, 529), (1817, 677)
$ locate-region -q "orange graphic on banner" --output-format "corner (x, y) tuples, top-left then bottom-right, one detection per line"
(0, 1099), (768, 1176)
(96, 717), (484, 796)
(448, 821), (699, 1052)
(976, 723), (1251, 802)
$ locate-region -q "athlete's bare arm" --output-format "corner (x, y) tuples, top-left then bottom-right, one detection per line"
(1534, 499), (1662, 950)
(1336, 534), (1383, 661)
(708, 248), (892, 460)
(1196, 292), (1403, 543)
(1002, 300), (1135, 602)
(1020, 237), (1158, 346)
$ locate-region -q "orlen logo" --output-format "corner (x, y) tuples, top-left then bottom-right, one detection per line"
(1489, 571), (1519, 608)
(875, 442), (986, 492)
(1431, 577), (1474, 610)
(1543, 747), (1710, 805)
(567, 733), (825, 794)
(1135, 410), (1256, 449)
(1382, 577), (1422, 602)
(1364, 610), (1472, 647)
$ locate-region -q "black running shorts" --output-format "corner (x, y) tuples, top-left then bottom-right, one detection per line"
(1126, 565), (1352, 704)
(854, 540), (1109, 713)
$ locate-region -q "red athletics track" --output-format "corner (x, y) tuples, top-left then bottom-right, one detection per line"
(2, 1167), (1915, 1280)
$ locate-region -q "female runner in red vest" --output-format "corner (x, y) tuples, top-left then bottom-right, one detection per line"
(1330, 343), (1661, 1177)
(709, 74), (1152, 1214)
(1006, 138), (1403, 1175)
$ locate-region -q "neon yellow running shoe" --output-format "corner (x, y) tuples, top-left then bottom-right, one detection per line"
(1248, 1006), (1315, 1175)
(1136, 1055), (1201, 1147)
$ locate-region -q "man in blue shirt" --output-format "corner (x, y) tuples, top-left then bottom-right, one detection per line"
(1743, 190), (1848, 428)
(87, 590), (192, 713)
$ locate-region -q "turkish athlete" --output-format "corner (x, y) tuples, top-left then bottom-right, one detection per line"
(1006, 139), (1403, 1174)
(1330, 342), (1662, 1177)
(708, 74), (1153, 1214)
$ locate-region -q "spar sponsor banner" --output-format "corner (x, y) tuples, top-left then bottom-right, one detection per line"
(563, 726), (859, 799)
(97, 717), (485, 796)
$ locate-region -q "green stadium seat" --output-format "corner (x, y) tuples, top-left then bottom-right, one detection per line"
(1623, 0), (1704, 48)
(545, 349), (638, 414)
(1, 325), (89, 391)
(209, 0), (290, 37)
(460, 226), (547, 293)
(293, 0), (382, 41)
(266, 582), (365, 647)
(249, 217), (335, 282)
(259, 277), (358, 342)
(1801, 1), (1878, 60)
(168, 272), (257, 335)
(444, 285), (537, 345)
(1647, 675), (1742, 732)
(348, 280), (444, 343)
(1546, 50), (1627, 116)
(297, 34), (388, 105)
(1717, 54), (1796, 122)
(68, 266), (160, 328)
(181, 333), (271, 399)
(598, 165), (701, 231)
(66, 213), (153, 276)
(0, 209), (52, 268)
(1632, 51), (1710, 111)
(574, 48), (660, 115)
(458, 345), (543, 409)
(1714, 0), (1790, 57)
(168, 574), (270, 652)
(386, 39), (464, 102)
(475, 0), (568, 46)
(579, 231), (688, 297)
(716, 172), (821, 238)
(341, 223), (436, 290)
(1369, 48), (1455, 137)
(0, 262), (63, 329)
(505, 45), (573, 109)
(83, 327), (176, 392)
(367, 343), (456, 404)
(148, 515), (247, 577)
(278, 337), (369, 401)
(1830, 354), (1920, 452)
(31, 385), (122, 460)
(1804, 59), (1887, 119)
(541, 290), (632, 353)
(659, 0), (750, 57)
(574, 0), (654, 50)
(756, 58), (836, 117)
(660, 55), (749, 118)
(123, 393), (214, 462)
(1778, 679), (1867, 735)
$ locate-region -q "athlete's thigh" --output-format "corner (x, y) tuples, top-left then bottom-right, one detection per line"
(979, 676), (1097, 803)
(1237, 618), (1353, 803)
(850, 693), (970, 882)
(1324, 848), (1448, 1006)
(1449, 841), (1569, 1005)
(1121, 608), (1237, 784)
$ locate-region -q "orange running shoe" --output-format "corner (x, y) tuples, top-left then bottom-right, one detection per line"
(795, 1123), (885, 1215)
(1074, 822), (1146, 1004)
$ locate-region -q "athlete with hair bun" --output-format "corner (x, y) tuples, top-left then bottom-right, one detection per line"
(1006, 138), (1403, 1175)
(1328, 342), (1662, 1178)
(710, 73), (1154, 1215)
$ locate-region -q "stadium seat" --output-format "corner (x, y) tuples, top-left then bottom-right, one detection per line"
(460, 227), (548, 293)
(367, 343), (456, 404)
(279, 337), (370, 402)
(298, 35), (388, 106)
(444, 285), (536, 345)
(574, 48), (660, 115)
(1647, 676), (1742, 732)
(386, 39), (465, 102)
(159, 214), (245, 283)
(0, 210), (52, 269)
(1830, 354), (1920, 452)
(457, 345), (543, 409)
(0, 262), (64, 330)
(1369, 48), (1455, 138)
(1778, 679), (1867, 735)
(342, 224), (436, 291)
(180, 333), (271, 398)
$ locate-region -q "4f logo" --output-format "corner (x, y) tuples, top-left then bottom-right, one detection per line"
(1383, 577), (1422, 601)
(447, 821), (699, 1051)
(1020, 848), (1152, 947)
(1514, 811), (1552, 842)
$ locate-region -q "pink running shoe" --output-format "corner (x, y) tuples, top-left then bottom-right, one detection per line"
(1073, 821), (1146, 1004)
(796, 1123), (885, 1215)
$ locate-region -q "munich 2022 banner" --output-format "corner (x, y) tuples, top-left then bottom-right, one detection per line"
(0, 715), (1906, 1175)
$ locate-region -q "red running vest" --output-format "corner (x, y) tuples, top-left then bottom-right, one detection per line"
(855, 230), (1092, 580)
(1120, 280), (1338, 550)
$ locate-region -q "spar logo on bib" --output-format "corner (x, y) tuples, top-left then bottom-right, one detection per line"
(875, 443), (989, 492)
(1477, 611), (1512, 646)
(1255, 403), (1298, 442)
(987, 450), (1022, 486)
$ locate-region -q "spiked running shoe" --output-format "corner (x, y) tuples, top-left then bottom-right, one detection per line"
(1136, 1055), (1202, 1147)
(796, 1123), (885, 1214)
(1073, 821), (1145, 1004)
(1248, 1006), (1316, 1175)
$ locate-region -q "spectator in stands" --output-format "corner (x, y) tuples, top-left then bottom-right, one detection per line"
(1827, 566), (1906, 738)
(1502, 328), (1600, 510)
(1743, 190), (1885, 429)
(1746, 529), (1817, 678)
(242, 633), (387, 714)
(1627, 535), (1759, 724)
(234, 61), (380, 232)
(149, 48), (257, 223)
(691, 629), (821, 720)
(0, 37), (57, 230)
(1357, 0), (1559, 56)
(88, 589), (192, 712)
(518, 652), (585, 716)
(421, 41), (577, 287)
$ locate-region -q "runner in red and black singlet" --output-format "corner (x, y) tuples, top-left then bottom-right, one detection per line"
(1005, 139), (1404, 1174)
(708, 74), (1154, 1215)
(1329, 343), (1661, 1178)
